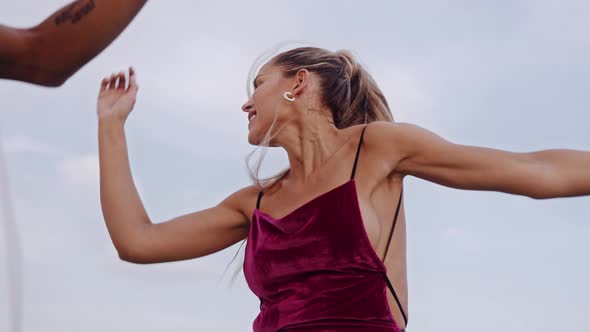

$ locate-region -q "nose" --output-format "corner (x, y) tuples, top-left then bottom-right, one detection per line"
(242, 99), (254, 113)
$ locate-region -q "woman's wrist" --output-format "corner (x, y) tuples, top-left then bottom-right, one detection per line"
(98, 118), (126, 139)
(98, 116), (125, 129)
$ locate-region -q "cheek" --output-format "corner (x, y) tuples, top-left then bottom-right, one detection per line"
(252, 89), (267, 106)
(252, 90), (274, 116)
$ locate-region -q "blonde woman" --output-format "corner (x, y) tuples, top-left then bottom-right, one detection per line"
(96, 48), (590, 332)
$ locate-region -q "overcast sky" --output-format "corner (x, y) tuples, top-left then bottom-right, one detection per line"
(1, 1), (589, 331)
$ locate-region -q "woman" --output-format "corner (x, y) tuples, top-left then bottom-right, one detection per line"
(96, 47), (590, 332)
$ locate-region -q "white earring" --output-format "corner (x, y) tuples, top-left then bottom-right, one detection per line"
(283, 91), (295, 102)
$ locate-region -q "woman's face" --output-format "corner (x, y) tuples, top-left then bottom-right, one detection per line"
(242, 63), (290, 145)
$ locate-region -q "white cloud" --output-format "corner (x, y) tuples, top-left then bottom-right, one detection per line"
(441, 226), (483, 254)
(59, 154), (99, 188)
(370, 61), (437, 127)
(2, 135), (64, 157)
(58, 153), (147, 197)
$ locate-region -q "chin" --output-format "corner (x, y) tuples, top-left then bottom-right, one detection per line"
(247, 128), (261, 146)
(248, 122), (277, 147)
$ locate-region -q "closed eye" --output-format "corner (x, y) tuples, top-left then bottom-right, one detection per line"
(253, 74), (265, 89)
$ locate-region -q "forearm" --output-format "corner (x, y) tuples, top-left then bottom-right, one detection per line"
(98, 120), (150, 256)
(0, 24), (36, 83)
(2, 0), (147, 86)
(530, 149), (590, 199)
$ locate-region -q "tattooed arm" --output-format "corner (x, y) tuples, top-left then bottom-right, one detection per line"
(0, 0), (147, 87)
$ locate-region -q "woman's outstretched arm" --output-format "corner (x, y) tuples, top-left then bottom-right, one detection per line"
(0, 0), (147, 87)
(98, 69), (250, 264)
(367, 121), (590, 199)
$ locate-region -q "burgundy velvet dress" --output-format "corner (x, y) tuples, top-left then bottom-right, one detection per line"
(244, 126), (407, 332)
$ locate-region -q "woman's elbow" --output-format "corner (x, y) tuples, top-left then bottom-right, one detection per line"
(117, 245), (150, 264)
(525, 178), (570, 200)
(116, 238), (161, 265)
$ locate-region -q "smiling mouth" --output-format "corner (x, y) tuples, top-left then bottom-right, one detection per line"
(248, 111), (257, 122)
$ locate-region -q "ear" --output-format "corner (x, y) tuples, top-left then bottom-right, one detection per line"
(291, 69), (310, 97)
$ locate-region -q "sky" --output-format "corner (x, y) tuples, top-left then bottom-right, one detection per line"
(1, 0), (589, 331)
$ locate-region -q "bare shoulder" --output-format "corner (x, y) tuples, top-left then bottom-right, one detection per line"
(358, 121), (412, 176)
(362, 121), (447, 175)
(363, 121), (427, 146)
(221, 183), (261, 223)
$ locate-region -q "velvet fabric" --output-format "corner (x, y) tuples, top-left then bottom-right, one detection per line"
(244, 179), (401, 332)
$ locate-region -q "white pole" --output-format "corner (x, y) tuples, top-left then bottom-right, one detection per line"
(0, 125), (23, 332)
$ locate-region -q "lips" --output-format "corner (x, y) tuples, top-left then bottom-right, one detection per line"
(248, 111), (257, 121)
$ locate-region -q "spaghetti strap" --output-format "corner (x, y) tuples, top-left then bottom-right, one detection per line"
(382, 186), (407, 328)
(256, 191), (263, 209)
(350, 125), (368, 180)
(383, 187), (403, 261)
(383, 271), (408, 327)
(258, 125), (367, 210)
(349, 123), (408, 327)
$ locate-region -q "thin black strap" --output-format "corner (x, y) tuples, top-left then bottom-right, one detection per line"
(383, 272), (408, 327)
(350, 125), (368, 180)
(382, 187), (407, 327)
(256, 191), (263, 209)
(383, 187), (403, 261)
(255, 192), (264, 310)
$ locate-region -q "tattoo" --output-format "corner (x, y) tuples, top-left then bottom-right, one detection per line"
(54, 0), (96, 26)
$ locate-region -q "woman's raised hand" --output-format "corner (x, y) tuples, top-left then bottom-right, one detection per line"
(97, 67), (139, 124)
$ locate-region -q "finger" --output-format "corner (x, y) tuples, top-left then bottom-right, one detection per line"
(105, 75), (113, 91)
(114, 72), (121, 90)
(108, 73), (117, 90)
(117, 71), (126, 90)
(100, 77), (108, 92)
(128, 66), (139, 92)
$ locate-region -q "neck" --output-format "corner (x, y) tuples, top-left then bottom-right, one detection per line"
(275, 119), (345, 184)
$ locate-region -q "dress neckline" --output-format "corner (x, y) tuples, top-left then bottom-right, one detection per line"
(253, 179), (356, 222)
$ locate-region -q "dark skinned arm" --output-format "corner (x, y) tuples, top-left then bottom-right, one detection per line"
(0, 0), (147, 87)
